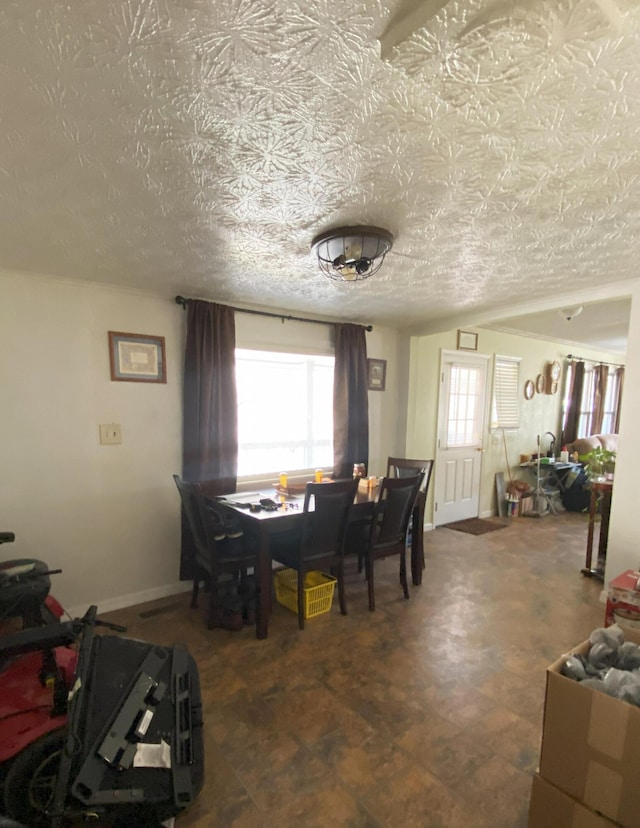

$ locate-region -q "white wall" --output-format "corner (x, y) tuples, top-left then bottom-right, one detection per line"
(406, 327), (624, 524)
(0, 271), (402, 614)
(605, 285), (639, 584)
(1, 271), (184, 615)
(363, 326), (407, 475)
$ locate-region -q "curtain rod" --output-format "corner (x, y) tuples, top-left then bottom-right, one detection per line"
(565, 354), (624, 369)
(174, 295), (373, 331)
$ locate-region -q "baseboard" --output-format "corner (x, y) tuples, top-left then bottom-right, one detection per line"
(66, 581), (192, 619)
(480, 509), (494, 519)
(423, 522), (434, 532)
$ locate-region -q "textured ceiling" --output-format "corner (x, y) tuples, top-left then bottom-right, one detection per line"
(1, 0), (639, 339)
(486, 296), (631, 353)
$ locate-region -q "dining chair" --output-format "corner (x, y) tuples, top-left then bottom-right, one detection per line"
(386, 456), (434, 490)
(356, 472), (425, 611)
(386, 456), (434, 578)
(271, 478), (359, 630)
(173, 475), (260, 634)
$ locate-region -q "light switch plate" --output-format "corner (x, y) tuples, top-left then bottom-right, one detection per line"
(99, 423), (122, 445)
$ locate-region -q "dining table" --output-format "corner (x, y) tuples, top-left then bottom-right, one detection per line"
(216, 482), (426, 639)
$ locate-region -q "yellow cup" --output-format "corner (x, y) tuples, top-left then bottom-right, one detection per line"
(279, 472), (288, 488)
(315, 469), (323, 483)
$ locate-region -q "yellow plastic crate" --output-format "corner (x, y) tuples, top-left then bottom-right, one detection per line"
(273, 569), (336, 619)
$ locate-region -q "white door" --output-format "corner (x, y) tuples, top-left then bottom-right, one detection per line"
(433, 351), (489, 527)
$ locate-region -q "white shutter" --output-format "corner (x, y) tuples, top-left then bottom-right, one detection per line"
(493, 355), (521, 429)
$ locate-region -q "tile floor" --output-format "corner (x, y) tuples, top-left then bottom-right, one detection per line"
(105, 511), (605, 828)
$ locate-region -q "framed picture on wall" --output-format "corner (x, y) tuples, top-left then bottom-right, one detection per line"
(457, 330), (478, 351)
(108, 331), (167, 383)
(367, 358), (386, 391)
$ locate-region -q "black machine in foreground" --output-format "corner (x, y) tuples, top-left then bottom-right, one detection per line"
(0, 554), (204, 827)
(64, 608), (203, 827)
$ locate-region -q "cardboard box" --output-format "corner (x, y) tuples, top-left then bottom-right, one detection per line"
(528, 773), (620, 827)
(605, 570), (640, 629)
(539, 628), (640, 827)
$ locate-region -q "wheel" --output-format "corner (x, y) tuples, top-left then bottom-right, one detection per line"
(3, 729), (64, 826)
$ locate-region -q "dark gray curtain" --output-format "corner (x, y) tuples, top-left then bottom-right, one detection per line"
(333, 323), (369, 480)
(180, 300), (237, 579)
(562, 360), (584, 445)
(614, 367), (625, 433)
(590, 364), (607, 436)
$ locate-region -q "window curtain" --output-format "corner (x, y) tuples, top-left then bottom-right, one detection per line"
(333, 323), (369, 480)
(562, 360), (584, 446)
(590, 364), (608, 436)
(180, 300), (237, 579)
(614, 366), (625, 433)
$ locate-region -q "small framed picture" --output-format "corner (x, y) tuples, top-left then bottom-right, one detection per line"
(367, 358), (387, 391)
(108, 332), (166, 383)
(457, 330), (478, 351)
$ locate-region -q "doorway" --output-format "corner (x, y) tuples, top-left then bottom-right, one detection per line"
(433, 350), (490, 527)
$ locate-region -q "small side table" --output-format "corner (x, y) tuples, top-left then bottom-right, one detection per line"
(582, 479), (613, 581)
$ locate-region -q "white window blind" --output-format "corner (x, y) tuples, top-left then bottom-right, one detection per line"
(492, 356), (521, 429)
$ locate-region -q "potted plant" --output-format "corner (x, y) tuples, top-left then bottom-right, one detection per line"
(579, 446), (616, 482)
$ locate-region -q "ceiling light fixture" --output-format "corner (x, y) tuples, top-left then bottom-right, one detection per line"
(311, 225), (394, 282)
(558, 305), (584, 322)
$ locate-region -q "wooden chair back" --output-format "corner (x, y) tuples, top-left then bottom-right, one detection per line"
(300, 478), (360, 562)
(173, 474), (211, 568)
(271, 478), (359, 629)
(173, 474), (259, 632)
(386, 456), (434, 496)
(373, 473), (425, 547)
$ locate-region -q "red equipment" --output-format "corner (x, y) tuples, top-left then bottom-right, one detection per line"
(0, 536), (77, 823)
(0, 551), (70, 760)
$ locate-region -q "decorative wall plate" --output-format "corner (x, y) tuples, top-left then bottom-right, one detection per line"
(546, 360), (561, 385)
(536, 374), (546, 394)
(524, 379), (535, 400)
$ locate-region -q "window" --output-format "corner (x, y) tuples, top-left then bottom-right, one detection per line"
(561, 362), (623, 439)
(236, 349), (334, 477)
(574, 364), (622, 437)
(446, 363), (485, 447)
(601, 370), (621, 434)
(577, 369), (595, 437)
(491, 355), (521, 429)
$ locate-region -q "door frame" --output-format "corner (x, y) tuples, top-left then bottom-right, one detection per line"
(433, 349), (491, 527)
